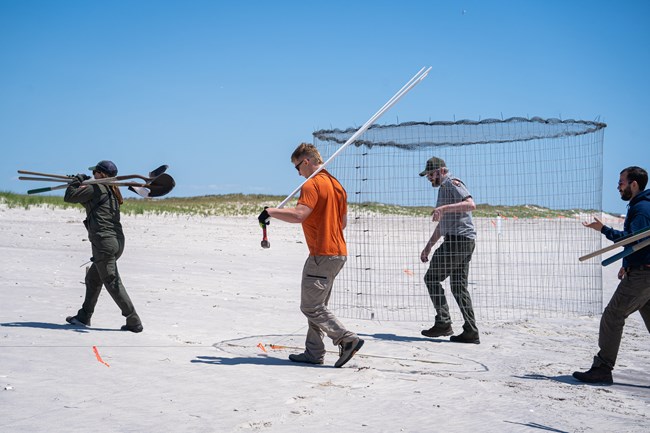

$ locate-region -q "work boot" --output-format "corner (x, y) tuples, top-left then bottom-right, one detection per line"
(421, 324), (453, 338)
(572, 366), (613, 384)
(449, 331), (480, 344)
(121, 323), (143, 333)
(288, 352), (323, 365)
(66, 315), (90, 327)
(335, 337), (364, 368)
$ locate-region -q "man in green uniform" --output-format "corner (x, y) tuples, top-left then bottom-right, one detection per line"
(64, 160), (143, 333)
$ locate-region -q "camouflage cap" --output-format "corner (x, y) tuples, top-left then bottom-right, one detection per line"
(419, 157), (446, 176)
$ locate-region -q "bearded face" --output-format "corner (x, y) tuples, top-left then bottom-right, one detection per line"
(426, 169), (444, 187)
(618, 173), (633, 201)
(620, 184), (633, 201)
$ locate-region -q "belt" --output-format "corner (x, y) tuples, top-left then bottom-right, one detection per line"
(625, 264), (650, 272)
(445, 235), (473, 241)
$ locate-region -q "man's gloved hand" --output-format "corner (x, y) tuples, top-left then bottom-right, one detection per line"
(258, 206), (271, 226)
(70, 173), (90, 187)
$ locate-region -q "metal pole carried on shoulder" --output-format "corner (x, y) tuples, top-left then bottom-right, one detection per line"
(277, 66), (431, 209)
(260, 66), (432, 248)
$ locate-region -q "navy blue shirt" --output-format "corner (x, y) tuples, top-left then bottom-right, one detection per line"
(601, 189), (650, 267)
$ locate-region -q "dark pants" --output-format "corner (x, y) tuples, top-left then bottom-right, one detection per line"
(424, 235), (478, 336)
(76, 236), (141, 327)
(593, 268), (650, 369)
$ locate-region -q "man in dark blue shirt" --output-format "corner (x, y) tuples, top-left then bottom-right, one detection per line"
(573, 166), (650, 384)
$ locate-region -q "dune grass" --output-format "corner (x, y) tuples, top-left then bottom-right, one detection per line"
(0, 191), (294, 216)
(1, 191), (601, 219)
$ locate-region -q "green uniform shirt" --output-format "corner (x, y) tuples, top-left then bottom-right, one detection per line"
(64, 183), (123, 240)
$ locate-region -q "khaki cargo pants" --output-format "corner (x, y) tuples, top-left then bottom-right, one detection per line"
(300, 255), (356, 362)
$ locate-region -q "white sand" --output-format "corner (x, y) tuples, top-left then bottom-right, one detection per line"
(0, 205), (648, 432)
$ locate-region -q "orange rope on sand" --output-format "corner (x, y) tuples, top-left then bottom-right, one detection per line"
(92, 346), (110, 367)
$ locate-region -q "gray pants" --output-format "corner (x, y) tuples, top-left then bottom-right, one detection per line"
(424, 236), (478, 336)
(76, 236), (141, 327)
(594, 268), (650, 369)
(300, 256), (356, 362)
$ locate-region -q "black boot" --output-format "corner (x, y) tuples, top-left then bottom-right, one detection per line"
(572, 365), (613, 384)
(421, 324), (453, 338)
(449, 332), (480, 344)
(66, 314), (90, 327)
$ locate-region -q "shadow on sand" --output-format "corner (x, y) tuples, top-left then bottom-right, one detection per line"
(359, 332), (452, 344)
(518, 373), (650, 390)
(1, 321), (118, 333)
(191, 355), (325, 368)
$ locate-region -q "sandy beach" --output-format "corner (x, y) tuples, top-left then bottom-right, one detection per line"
(0, 205), (648, 432)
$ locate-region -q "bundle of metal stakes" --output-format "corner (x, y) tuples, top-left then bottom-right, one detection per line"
(17, 164), (175, 198)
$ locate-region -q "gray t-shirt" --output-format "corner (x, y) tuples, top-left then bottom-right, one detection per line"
(436, 174), (476, 239)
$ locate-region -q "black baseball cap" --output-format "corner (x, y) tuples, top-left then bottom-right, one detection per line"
(89, 160), (118, 177)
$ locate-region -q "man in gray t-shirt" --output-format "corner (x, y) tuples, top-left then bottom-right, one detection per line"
(419, 157), (480, 344)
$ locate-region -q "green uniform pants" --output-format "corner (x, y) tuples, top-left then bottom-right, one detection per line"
(76, 236), (141, 327)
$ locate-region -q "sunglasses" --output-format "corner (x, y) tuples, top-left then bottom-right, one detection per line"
(294, 159), (306, 171)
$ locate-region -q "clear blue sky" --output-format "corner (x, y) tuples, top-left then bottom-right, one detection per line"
(1, 0), (648, 214)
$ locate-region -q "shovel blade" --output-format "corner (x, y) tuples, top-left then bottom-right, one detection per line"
(128, 186), (151, 198)
(145, 173), (175, 197)
(149, 164), (169, 178)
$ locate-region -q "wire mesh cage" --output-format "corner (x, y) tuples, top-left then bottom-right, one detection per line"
(314, 117), (606, 322)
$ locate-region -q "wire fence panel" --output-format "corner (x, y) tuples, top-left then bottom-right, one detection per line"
(315, 117), (605, 322)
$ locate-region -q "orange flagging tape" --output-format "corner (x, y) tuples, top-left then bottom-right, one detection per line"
(256, 342), (267, 353)
(92, 346), (110, 367)
(269, 344), (288, 350)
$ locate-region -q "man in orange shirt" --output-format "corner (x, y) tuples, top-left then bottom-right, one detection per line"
(260, 143), (363, 368)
